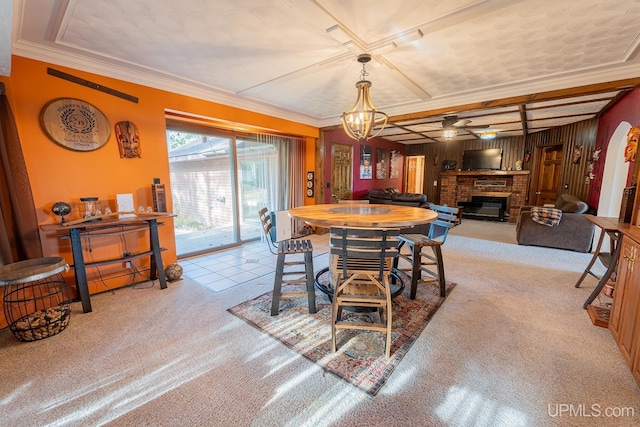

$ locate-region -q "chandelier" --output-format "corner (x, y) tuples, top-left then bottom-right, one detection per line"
(341, 54), (388, 142)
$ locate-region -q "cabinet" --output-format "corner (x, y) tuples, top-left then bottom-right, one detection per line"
(609, 235), (640, 385)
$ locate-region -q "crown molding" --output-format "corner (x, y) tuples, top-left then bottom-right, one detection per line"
(11, 41), (323, 128)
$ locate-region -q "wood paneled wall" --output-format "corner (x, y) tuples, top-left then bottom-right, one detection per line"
(523, 119), (598, 204)
(405, 119), (598, 205)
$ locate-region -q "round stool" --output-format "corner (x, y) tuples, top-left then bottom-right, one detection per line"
(0, 257), (71, 342)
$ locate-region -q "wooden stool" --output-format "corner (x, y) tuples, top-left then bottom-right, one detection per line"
(271, 239), (316, 316)
(393, 234), (446, 299)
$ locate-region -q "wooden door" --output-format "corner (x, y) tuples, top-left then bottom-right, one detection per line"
(330, 143), (353, 202)
(405, 155), (425, 194)
(534, 145), (563, 206)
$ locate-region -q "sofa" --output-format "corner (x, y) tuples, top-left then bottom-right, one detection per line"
(366, 188), (430, 234)
(366, 188), (428, 207)
(516, 194), (595, 252)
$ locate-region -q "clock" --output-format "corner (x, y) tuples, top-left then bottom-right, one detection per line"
(40, 98), (111, 152)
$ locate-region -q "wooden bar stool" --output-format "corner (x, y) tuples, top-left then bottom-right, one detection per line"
(394, 234), (446, 299)
(392, 204), (458, 299)
(258, 208), (316, 316)
(271, 239), (316, 316)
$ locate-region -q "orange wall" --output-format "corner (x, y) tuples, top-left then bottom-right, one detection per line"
(1, 55), (318, 297)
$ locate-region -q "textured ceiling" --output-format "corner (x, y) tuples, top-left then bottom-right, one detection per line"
(7, 0), (640, 143)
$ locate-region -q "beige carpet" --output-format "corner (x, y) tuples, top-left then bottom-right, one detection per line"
(1, 219), (639, 426)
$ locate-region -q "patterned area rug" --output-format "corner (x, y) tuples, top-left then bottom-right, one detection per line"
(227, 281), (456, 396)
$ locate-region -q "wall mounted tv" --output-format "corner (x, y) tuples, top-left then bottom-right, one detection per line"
(462, 148), (503, 171)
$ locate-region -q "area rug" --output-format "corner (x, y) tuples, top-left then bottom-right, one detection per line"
(227, 281), (456, 396)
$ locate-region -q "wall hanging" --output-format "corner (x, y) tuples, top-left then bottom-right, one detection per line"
(40, 98), (110, 151)
(115, 121), (142, 158)
(625, 126), (639, 162)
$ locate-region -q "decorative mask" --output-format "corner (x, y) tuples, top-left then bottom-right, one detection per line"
(115, 121), (141, 158)
(572, 145), (582, 164)
(625, 126), (639, 162)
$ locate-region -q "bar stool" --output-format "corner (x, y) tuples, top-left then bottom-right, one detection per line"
(392, 204), (458, 299)
(271, 239), (316, 316)
(258, 208), (316, 316)
(393, 234), (446, 299)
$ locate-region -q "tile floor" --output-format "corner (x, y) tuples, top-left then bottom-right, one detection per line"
(178, 233), (331, 293)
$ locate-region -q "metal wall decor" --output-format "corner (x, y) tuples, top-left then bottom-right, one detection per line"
(40, 98), (111, 151)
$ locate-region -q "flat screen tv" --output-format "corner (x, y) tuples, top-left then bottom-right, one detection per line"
(462, 148), (502, 171)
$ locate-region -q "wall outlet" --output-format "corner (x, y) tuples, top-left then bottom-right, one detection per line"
(124, 261), (131, 269)
(433, 180), (438, 187)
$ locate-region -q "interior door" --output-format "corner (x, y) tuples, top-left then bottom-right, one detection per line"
(534, 144), (564, 206)
(330, 143), (353, 202)
(405, 155), (425, 193)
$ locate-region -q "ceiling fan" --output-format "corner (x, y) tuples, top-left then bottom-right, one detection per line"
(441, 115), (489, 131)
(437, 115), (491, 140)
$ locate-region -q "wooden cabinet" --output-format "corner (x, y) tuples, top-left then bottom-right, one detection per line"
(609, 235), (640, 385)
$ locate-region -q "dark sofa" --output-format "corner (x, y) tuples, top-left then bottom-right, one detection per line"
(366, 188), (428, 207)
(516, 194), (595, 252)
(366, 188), (430, 234)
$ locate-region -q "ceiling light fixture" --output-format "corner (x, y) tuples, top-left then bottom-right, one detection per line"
(341, 54), (388, 142)
(480, 131), (497, 140)
(442, 128), (457, 140)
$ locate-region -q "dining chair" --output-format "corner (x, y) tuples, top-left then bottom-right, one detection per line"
(392, 204), (459, 299)
(330, 226), (399, 358)
(258, 208), (316, 316)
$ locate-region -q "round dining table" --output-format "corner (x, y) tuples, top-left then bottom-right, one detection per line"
(287, 203), (437, 229)
(288, 203), (437, 306)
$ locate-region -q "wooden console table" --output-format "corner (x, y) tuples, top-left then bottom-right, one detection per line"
(40, 213), (174, 313)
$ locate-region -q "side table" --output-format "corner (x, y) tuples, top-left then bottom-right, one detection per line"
(576, 216), (629, 309)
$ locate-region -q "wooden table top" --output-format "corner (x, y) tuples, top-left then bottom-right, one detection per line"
(287, 204), (437, 229)
(584, 215), (632, 231)
(40, 212), (176, 232)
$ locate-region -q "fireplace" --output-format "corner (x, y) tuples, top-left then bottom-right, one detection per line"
(439, 171), (529, 222)
(458, 192), (512, 222)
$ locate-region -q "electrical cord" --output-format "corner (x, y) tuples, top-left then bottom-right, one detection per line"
(86, 236), (116, 295)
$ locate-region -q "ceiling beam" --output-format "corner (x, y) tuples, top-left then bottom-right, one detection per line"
(387, 122), (440, 143)
(519, 105), (528, 136)
(386, 77), (640, 123)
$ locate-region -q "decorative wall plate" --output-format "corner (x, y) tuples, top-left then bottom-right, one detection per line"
(40, 98), (111, 151)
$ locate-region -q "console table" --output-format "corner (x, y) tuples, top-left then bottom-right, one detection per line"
(40, 213), (174, 313)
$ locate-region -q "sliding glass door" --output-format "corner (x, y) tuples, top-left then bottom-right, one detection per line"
(236, 137), (277, 241)
(166, 122), (304, 258)
(166, 129), (238, 256)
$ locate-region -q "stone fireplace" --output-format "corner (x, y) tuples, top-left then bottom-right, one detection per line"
(439, 170), (530, 222)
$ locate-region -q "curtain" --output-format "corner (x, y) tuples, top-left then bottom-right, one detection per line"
(0, 82), (43, 265)
(256, 133), (306, 234)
